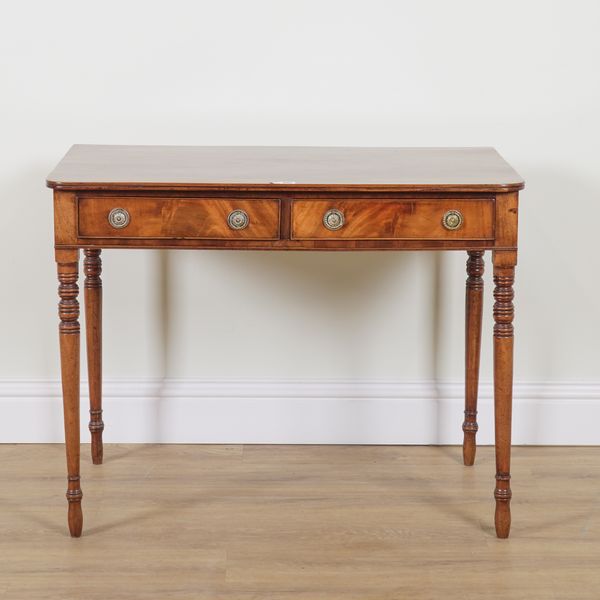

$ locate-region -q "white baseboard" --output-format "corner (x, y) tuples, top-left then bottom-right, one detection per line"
(0, 378), (598, 444)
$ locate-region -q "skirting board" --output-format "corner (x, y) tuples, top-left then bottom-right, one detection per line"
(0, 378), (598, 444)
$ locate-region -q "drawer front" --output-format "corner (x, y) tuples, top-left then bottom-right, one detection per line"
(291, 199), (494, 240)
(78, 197), (280, 239)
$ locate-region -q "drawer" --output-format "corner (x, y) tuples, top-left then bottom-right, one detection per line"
(78, 197), (280, 239)
(291, 199), (494, 240)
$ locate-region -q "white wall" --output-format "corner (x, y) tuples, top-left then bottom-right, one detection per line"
(1, 1), (599, 443)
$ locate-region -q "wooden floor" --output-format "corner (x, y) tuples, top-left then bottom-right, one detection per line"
(1, 445), (599, 599)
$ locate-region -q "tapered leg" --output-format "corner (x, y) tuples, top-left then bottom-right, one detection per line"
(492, 254), (516, 538)
(57, 249), (83, 537)
(84, 249), (104, 465)
(463, 251), (484, 466)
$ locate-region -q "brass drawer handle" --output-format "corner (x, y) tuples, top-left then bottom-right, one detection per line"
(228, 209), (249, 230)
(442, 210), (463, 231)
(108, 208), (130, 229)
(323, 208), (345, 231)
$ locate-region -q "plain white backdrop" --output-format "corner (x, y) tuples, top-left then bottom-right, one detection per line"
(1, 1), (599, 443)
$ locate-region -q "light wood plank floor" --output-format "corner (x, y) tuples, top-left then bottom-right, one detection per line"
(1, 444), (599, 599)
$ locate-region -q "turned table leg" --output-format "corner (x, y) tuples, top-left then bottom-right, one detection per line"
(57, 249), (83, 537)
(463, 251), (484, 466)
(84, 249), (104, 465)
(492, 252), (516, 538)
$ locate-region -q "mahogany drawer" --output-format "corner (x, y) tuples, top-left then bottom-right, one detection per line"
(78, 197), (281, 239)
(291, 199), (494, 240)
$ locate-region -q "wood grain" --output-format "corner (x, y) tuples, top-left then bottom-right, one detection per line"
(59, 237), (499, 252)
(50, 146), (522, 539)
(1, 444), (599, 599)
(493, 254), (516, 538)
(47, 145), (524, 192)
(495, 191), (519, 248)
(463, 251), (484, 465)
(84, 249), (103, 465)
(56, 249), (83, 538)
(53, 191), (77, 246)
(78, 196), (281, 240)
(291, 199), (494, 240)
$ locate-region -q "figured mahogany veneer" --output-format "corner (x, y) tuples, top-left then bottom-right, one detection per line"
(78, 196), (281, 240)
(48, 145), (523, 540)
(291, 199), (494, 240)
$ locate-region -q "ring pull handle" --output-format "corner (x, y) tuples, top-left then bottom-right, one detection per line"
(228, 209), (249, 230)
(442, 210), (463, 231)
(108, 208), (130, 229)
(323, 208), (345, 231)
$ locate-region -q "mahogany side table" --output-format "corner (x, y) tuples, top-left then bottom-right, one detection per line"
(47, 145), (523, 538)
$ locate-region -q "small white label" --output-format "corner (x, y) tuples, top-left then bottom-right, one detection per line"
(270, 180), (296, 184)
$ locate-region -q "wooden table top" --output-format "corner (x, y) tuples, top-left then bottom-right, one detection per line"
(47, 145), (524, 193)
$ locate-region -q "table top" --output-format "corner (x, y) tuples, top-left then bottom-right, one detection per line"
(47, 145), (524, 193)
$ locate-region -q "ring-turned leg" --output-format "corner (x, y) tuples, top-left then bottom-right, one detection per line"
(493, 253), (516, 538)
(84, 249), (104, 465)
(57, 249), (83, 537)
(463, 251), (484, 466)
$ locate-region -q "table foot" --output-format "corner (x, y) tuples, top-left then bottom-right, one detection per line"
(494, 473), (511, 538)
(67, 480), (83, 537)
